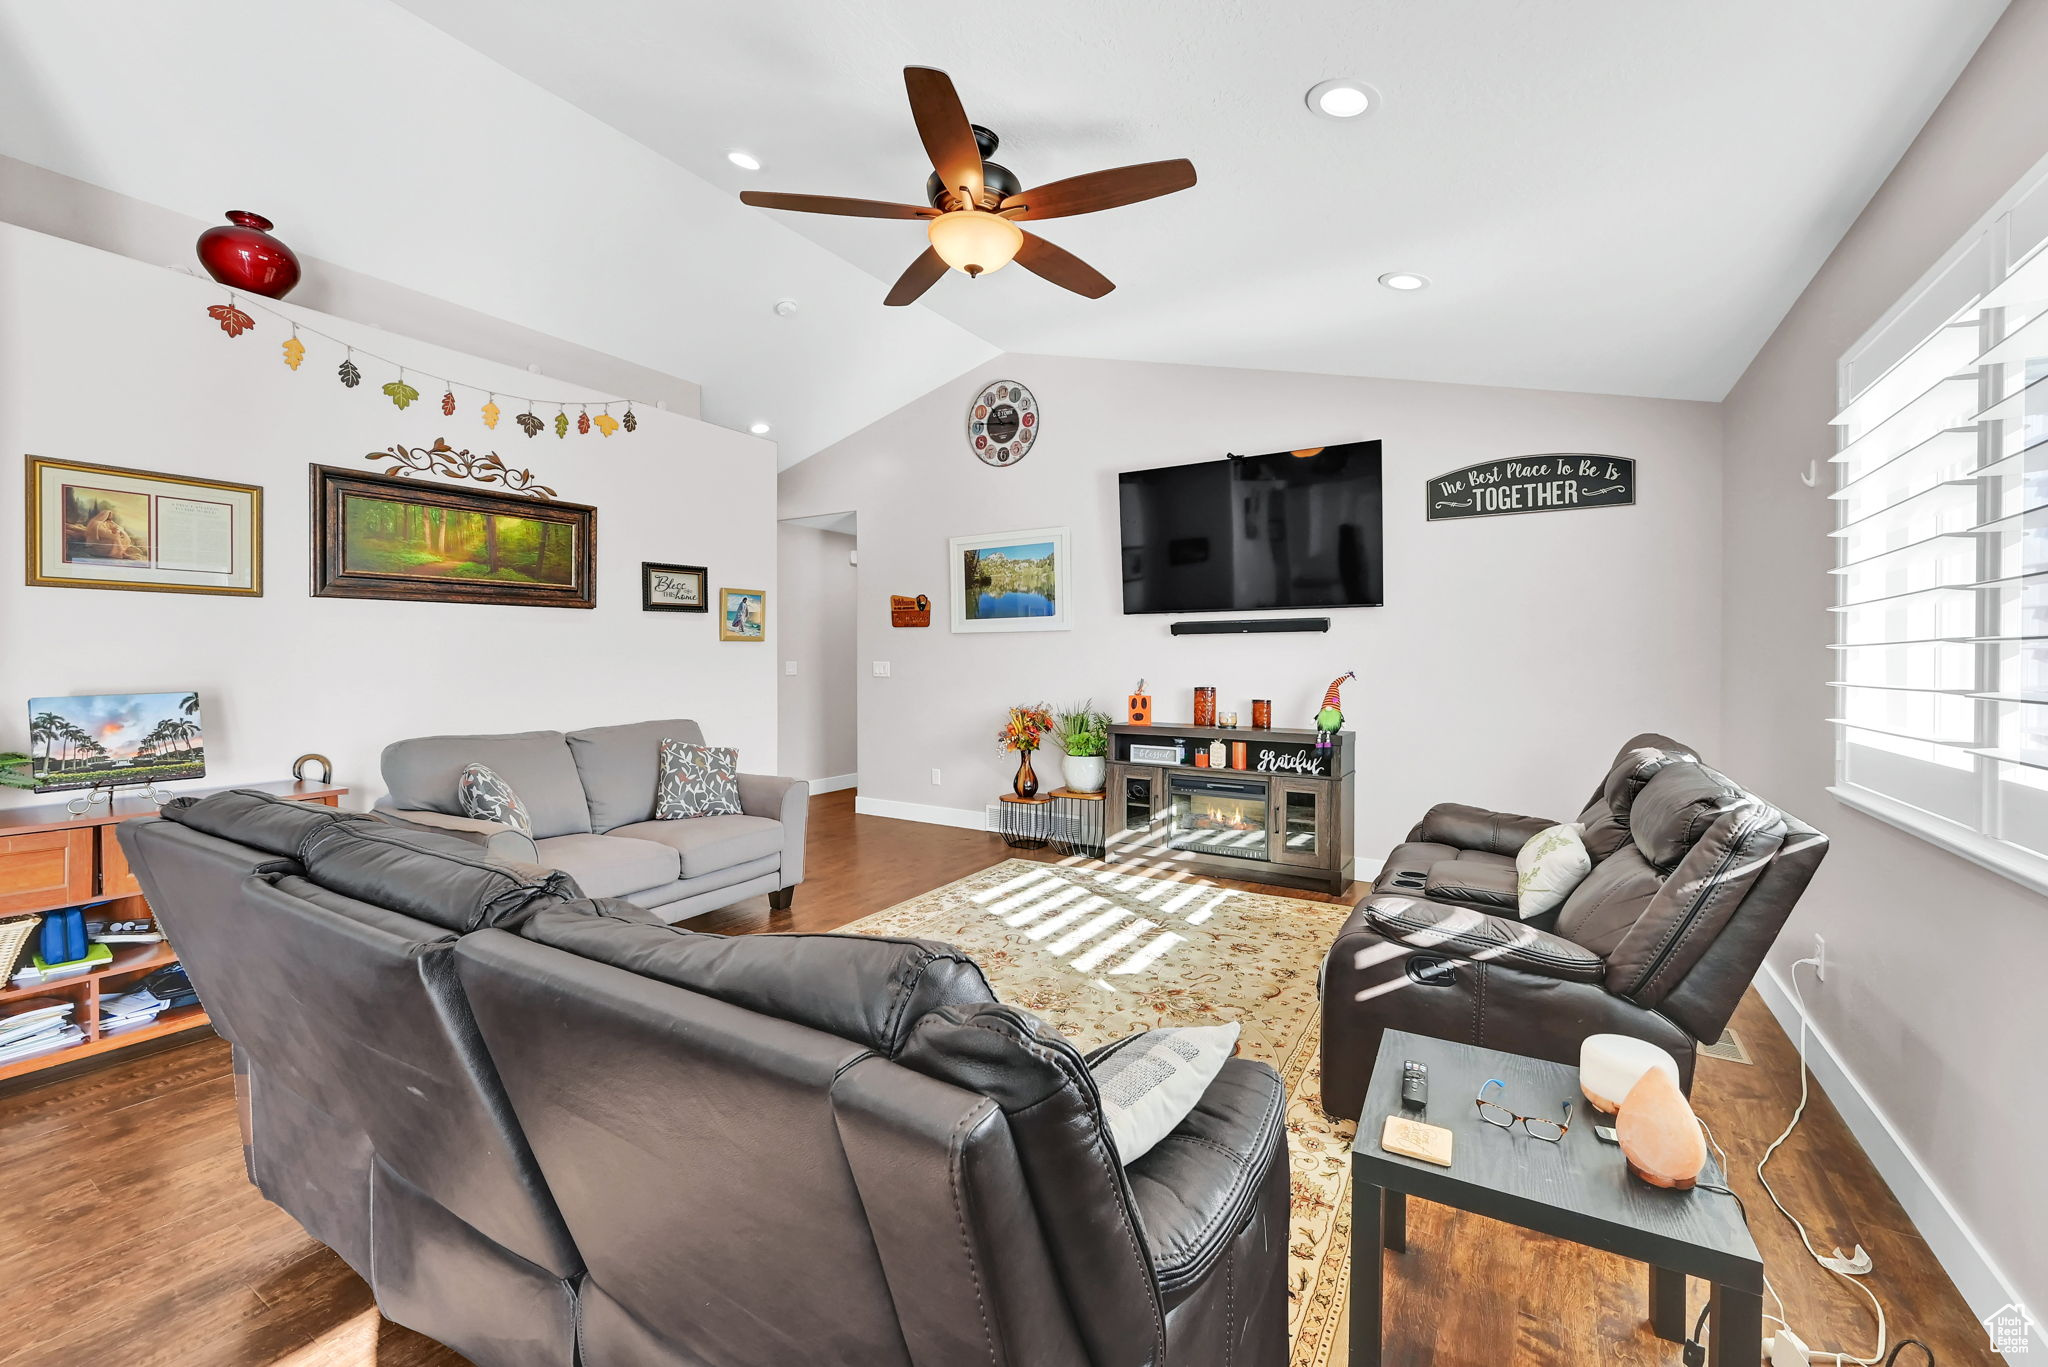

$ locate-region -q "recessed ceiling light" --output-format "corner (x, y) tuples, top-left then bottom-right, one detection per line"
(749, 421), (771, 435)
(1378, 271), (1430, 291)
(1306, 79), (1376, 119)
(727, 150), (762, 171)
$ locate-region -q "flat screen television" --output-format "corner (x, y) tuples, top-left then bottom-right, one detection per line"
(26, 691), (206, 793)
(1119, 439), (1384, 615)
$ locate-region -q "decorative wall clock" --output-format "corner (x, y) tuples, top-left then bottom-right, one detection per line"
(968, 380), (1039, 467)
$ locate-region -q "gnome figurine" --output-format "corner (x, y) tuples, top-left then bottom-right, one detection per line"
(1314, 671), (1355, 749)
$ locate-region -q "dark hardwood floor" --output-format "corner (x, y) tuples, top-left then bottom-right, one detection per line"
(0, 790), (1996, 1365)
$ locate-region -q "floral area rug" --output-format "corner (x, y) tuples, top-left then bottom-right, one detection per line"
(837, 858), (1360, 1366)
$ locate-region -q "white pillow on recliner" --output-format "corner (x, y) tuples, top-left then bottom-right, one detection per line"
(1088, 1022), (1240, 1164)
(1515, 822), (1593, 919)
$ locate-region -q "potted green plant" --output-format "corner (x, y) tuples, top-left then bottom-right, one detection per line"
(1054, 703), (1113, 794)
(0, 753), (37, 790)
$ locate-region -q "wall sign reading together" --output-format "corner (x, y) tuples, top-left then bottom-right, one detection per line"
(1426, 454), (1635, 521)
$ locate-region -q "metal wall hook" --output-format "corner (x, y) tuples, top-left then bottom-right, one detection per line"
(1798, 460), (1819, 488)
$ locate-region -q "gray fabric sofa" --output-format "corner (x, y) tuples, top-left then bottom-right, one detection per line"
(376, 719), (806, 921)
(117, 788), (1291, 1367)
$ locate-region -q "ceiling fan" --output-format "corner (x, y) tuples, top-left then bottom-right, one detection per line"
(738, 66), (1196, 306)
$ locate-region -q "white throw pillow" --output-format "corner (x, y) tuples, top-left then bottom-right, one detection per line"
(1087, 1022), (1240, 1165)
(1515, 822), (1593, 919)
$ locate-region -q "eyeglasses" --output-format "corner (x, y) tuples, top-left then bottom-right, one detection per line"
(1475, 1079), (1572, 1142)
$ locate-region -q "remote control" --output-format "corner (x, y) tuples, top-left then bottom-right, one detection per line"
(1400, 1060), (1428, 1111)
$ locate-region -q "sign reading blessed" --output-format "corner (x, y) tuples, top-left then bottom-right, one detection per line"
(1426, 453), (1635, 521)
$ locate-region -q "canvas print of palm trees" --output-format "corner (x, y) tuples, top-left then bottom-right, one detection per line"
(26, 692), (205, 793)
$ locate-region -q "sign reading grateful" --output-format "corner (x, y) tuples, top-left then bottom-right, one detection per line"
(1426, 453), (1635, 521)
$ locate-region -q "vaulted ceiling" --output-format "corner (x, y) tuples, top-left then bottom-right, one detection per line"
(0, 0), (2011, 465)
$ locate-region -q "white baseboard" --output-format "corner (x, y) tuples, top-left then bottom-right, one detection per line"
(1753, 962), (2037, 1348)
(805, 773), (858, 795)
(853, 794), (989, 831)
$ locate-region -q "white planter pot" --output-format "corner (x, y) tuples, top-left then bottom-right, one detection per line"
(1061, 754), (1107, 794)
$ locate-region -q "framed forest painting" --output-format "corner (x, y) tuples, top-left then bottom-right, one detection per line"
(309, 465), (596, 608)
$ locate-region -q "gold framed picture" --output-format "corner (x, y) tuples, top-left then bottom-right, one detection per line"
(719, 587), (766, 641)
(25, 455), (263, 596)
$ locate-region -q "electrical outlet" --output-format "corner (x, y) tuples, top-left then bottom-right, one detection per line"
(931, 768), (942, 786)
(1813, 935), (1826, 981)
(872, 661), (891, 678)
(784, 660), (797, 676)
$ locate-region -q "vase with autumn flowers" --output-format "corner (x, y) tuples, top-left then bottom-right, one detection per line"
(998, 704), (1055, 799)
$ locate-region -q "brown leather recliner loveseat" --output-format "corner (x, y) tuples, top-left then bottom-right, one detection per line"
(120, 788), (1291, 1367)
(1319, 734), (1827, 1122)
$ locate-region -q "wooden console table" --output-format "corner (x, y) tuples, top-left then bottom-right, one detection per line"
(0, 779), (347, 1087)
(1104, 723), (1354, 893)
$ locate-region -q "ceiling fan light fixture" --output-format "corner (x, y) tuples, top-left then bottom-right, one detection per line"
(727, 150), (763, 171)
(927, 209), (1024, 277)
(1378, 271), (1430, 291)
(1306, 79), (1377, 119)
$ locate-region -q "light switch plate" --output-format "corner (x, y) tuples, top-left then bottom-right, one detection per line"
(873, 661), (891, 677)
(784, 661), (797, 676)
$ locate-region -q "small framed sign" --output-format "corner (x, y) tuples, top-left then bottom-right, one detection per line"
(642, 562), (708, 613)
(1426, 454), (1635, 521)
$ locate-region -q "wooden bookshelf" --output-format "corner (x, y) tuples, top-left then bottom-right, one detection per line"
(0, 779), (346, 1088)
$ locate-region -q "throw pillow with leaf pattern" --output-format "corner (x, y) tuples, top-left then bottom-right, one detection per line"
(655, 738), (743, 820)
(458, 763), (533, 834)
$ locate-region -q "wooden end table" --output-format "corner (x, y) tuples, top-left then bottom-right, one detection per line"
(1349, 1030), (1763, 1365)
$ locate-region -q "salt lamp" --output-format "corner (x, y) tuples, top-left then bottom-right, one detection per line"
(1615, 1067), (1707, 1190)
(1579, 1033), (1680, 1114)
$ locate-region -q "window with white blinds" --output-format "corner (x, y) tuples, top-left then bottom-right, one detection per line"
(1831, 159), (2048, 887)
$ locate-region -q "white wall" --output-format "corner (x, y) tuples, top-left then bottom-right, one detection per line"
(0, 0), (997, 463)
(780, 353), (1724, 850)
(0, 223), (778, 811)
(1720, 1), (2048, 1334)
(776, 523), (858, 786)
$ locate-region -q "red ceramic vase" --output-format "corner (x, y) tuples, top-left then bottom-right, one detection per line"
(195, 210), (302, 299)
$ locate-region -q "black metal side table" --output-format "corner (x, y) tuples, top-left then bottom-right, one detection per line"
(1047, 788), (1105, 857)
(1350, 1030), (1763, 1366)
(993, 793), (1054, 850)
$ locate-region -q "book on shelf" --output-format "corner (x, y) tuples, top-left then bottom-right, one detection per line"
(0, 998), (76, 1047)
(11, 943), (113, 989)
(0, 1022), (85, 1064)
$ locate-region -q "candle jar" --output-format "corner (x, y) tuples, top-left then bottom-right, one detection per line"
(1251, 700), (1273, 729)
(1230, 740), (1248, 769)
(1220, 710), (1239, 728)
(1193, 750), (1211, 768)
(1192, 686), (1217, 727)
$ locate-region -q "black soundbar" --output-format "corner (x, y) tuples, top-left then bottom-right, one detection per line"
(1168, 617), (1331, 636)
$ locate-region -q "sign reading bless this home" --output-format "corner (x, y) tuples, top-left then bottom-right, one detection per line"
(1426, 453), (1635, 521)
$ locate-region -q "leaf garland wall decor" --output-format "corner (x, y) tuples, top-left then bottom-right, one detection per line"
(200, 290), (652, 439)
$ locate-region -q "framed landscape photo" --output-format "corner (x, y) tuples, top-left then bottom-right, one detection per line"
(25, 455), (263, 596)
(642, 562), (708, 613)
(309, 465), (596, 608)
(948, 526), (1069, 633)
(719, 587), (766, 641)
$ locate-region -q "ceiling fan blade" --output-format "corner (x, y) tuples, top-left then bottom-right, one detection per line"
(1000, 159), (1197, 221)
(1014, 231), (1114, 299)
(904, 66), (983, 209)
(884, 247), (950, 307)
(739, 191), (935, 220)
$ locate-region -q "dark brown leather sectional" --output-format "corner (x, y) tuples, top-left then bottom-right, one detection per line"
(119, 789), (1290, 1367)
(1319, 734), (1828, 1122)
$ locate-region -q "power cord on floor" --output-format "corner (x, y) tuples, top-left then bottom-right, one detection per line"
(1687, 957), (1937, 1366)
